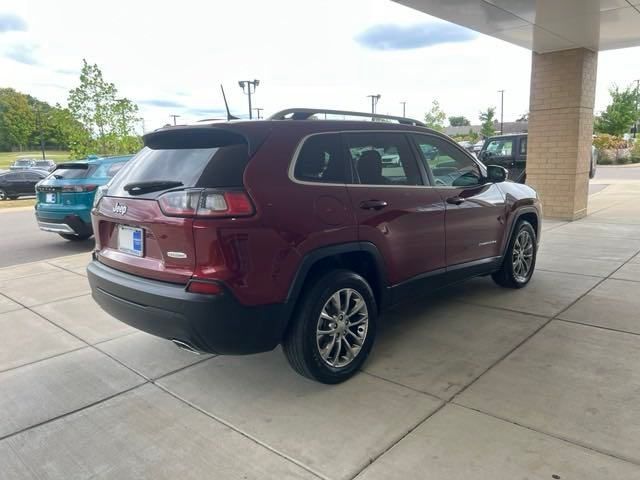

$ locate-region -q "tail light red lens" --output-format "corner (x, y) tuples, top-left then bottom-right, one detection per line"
(186, 280), (223, 295)
(158, 189), (254, 218)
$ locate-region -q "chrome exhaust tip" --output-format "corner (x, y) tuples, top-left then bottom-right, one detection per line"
(171, 339), (202, 355)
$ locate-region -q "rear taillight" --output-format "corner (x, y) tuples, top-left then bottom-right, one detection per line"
(62, 184), (98, 193)
(93, 185), (108, 208)
(186, 280), (223, 295)
(158, 189), (254, 218)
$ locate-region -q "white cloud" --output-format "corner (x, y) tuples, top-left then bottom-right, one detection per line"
(0, 0), (638, 132)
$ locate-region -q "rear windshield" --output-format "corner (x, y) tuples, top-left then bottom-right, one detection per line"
(108, 143), (249, 197)
(51, 164), (95, 179)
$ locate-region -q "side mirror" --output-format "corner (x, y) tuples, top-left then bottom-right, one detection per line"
(486, 165), (508, 183)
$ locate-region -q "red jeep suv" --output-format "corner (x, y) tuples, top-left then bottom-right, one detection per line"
(87, 108), (541, 384)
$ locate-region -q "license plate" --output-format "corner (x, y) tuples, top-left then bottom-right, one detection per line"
(44, 193), (56, 203)
(117, 225), (144, 257)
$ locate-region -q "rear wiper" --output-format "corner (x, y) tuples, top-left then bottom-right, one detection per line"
(123, 180), (183, 195)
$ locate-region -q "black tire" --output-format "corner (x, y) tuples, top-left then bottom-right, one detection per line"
(492, 220), (537, 289)
(0, 189), (7, 201)
(59, 233), (93, 241)
(283, 269), (377, 384)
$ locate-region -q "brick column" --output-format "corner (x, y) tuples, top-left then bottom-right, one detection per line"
(526, 48), (598, 220)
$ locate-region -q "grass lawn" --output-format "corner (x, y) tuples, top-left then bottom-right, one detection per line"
(0, 151), (70, 170)
(0, 198), (36, 209)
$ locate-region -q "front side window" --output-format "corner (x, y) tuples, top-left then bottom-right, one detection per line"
(294, 134), (348, 183)
(344, 132), (422, 186)
(485, 138), (514, 156)
(412, 134), (482, 187)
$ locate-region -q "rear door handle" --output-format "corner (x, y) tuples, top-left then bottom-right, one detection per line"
(360, 200), (388, 211)
(446, 196), (466, 205)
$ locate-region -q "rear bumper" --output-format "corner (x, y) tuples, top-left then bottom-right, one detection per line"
(87, 259), (287, 355)
(35, 212), (92, 236)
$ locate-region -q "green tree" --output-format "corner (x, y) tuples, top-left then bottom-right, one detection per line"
(595, 84), (639, 136)
(48, 105), (94, 158)
(0, 89), (35, 151)
(479, 107), (496, 137)
(424, 100), (446, 131)
(448, 115), (470, 127)
(68, 59), (140, 155)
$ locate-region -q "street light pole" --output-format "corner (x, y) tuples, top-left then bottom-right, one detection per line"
(634, 79), (639, 139)
(400, 101), (406, 117)
(170, 114), (180, 125)
(34, 108), (45, 160)
(253, 107), (263, 119)
(498, 90), (505, 134)
(367, 94), (381, 115)
(239, 80), (260, 119)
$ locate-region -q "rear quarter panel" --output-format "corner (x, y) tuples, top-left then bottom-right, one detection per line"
(237, 128), (358, 305)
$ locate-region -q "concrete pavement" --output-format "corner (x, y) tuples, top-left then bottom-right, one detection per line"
(0, 208), (93, 268)
(0, 182), (640, 479)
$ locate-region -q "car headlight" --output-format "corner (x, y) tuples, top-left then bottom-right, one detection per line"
(93, 184), (108, 208)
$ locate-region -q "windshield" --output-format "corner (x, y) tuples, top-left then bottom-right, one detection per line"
(50, 164), (94, 179)
(14, 160), (33, 166)
(108, 144), (249, 197)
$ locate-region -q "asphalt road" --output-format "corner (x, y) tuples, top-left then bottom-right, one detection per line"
(0, 164), (638, 268)
(0, 208), (94, 268)
(593, 164), (640, 181)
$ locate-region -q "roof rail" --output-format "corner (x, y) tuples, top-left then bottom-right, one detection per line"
(268, 108), (426, 127)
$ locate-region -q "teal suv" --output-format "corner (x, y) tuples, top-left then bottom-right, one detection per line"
(35, 155), (132, 241)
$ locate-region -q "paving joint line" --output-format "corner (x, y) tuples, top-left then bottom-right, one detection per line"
(153, 382), (328, 480)
(44, 261), (88, 278)
(452, 403), (640, 468)
(555, 317), (640, 338)
(349, 400), (449, 480)
(0, 345), (89, 375)
(536, 267), (607, 279)
(360, 370), (446, 401)
(0, 383), (148, 443)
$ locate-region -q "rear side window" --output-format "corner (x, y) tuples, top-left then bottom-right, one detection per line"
(91, 161), (128, 179)
(109, 143), (249, 197)
(344, 132), (422, 186)
(294, 134), (349, 184)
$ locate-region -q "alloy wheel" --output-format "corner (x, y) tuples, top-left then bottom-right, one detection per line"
(512, 229), (534, 282)
(316, 288), (369, 368)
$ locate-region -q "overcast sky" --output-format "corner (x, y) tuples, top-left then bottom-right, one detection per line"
(1, 0), (639, 132)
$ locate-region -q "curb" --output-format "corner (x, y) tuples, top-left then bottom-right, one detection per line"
(597, 163), (640, 168)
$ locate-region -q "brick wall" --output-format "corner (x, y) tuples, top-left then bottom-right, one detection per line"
(526, 48), (597, 220)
